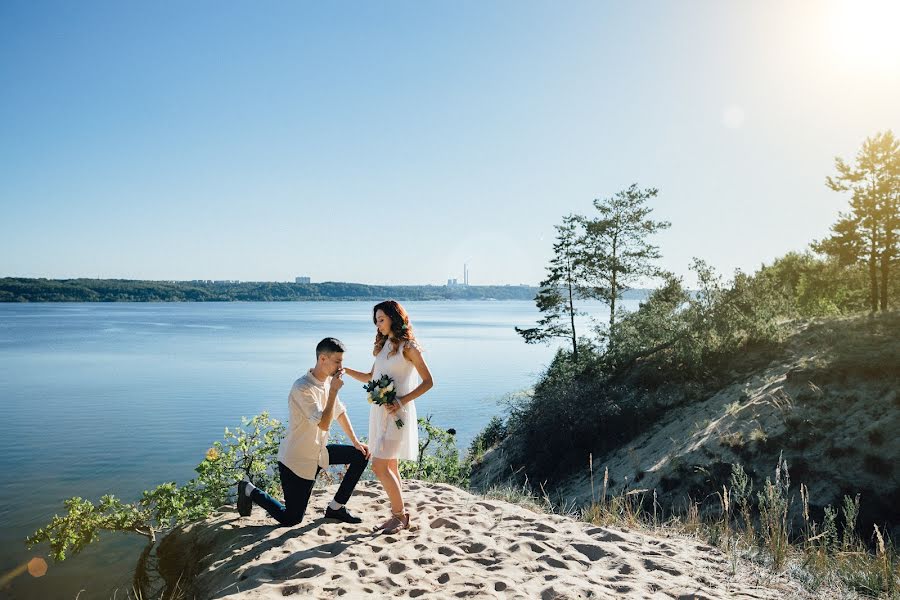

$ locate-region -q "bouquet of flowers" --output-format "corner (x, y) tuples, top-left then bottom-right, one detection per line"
(364, 374), (403, 429)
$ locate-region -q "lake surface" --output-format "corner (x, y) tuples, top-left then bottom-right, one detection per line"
(0, 300), (632, 599)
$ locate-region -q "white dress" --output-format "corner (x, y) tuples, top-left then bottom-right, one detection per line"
(368, 340), (420, 460)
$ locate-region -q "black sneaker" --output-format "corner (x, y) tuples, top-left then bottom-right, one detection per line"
(237, 481), (252, 517)
(324, 505), (362, 524)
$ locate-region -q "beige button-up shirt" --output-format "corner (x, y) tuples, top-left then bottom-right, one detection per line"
(276, 369), (346, 480)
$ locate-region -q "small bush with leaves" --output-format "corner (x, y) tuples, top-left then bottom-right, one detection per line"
(27, 413), (285, 562)
(400, 416), (470, 486)
(468, 415), (508, 460)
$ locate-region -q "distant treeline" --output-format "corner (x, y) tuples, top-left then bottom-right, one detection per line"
(0, 278), (549, 302)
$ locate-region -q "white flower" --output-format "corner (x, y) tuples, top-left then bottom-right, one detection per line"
(385, 382), (394, 393)
(366, 392), (373, 403)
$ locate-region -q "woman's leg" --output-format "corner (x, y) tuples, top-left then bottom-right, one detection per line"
(388, 458), (401, 491)
(371, 457), (405, 515)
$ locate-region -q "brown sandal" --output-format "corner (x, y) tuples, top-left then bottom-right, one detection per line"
(373, 512), (400, 532)
(379, 511), (410, 535)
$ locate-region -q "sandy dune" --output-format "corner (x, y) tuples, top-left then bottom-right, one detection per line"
(160, 480), (813, 599)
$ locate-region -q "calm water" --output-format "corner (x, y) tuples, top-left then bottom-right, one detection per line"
(0, 300), (630, 599)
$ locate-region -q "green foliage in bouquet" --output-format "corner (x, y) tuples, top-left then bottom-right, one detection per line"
(364, 374), (403, 428)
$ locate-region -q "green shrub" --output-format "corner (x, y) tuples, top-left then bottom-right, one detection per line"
(469, 415), (508, 459)
(400, 416), (470, 486)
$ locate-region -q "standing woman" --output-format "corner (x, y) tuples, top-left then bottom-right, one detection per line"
(344, 300), (434, 534)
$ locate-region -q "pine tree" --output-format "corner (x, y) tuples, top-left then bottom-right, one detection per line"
(578, 184), (670, 351)
(817, 131), (900, 311)
(516, 215), (584, 362)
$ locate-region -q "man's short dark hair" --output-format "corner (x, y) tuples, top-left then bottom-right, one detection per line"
(316, 337), (346, 357)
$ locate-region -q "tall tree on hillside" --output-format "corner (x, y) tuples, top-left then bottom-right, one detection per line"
(578, 184), (670, 352)
(516, 215), (584, 362)
(816, 130), (900, 311)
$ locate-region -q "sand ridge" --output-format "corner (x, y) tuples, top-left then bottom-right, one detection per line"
(162, 480), (813, 599)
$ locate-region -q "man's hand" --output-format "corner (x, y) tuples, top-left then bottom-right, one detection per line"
(353, 440), (371, 460)
(330, 369), (344, 393)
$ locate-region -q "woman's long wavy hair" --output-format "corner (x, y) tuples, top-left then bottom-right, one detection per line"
(372, 300), (416, 357)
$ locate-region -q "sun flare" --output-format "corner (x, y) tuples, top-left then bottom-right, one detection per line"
(826, 0), (900, 71)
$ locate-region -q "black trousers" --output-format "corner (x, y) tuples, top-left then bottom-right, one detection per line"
(250, 444), (368, 526)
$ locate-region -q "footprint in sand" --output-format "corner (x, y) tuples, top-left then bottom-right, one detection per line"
(388, 561), (406, 574)
(521, 531), (550, 541)
(540, 584), (566, 599)
(332, 588), (348, 597)
(353, 489), (381, 498)
(653, 545), (678, 557)
(438, 546), (460, 556)
(292, 564), (326, 579)
(409, 590), (428, 598)
(642, 558), (682, 577)
(461, 542), (487, 554)
(528, 542), (547, 554)
(571, 543), (609, 562)
(430, 517), (461, 530)
(437, 572), (451, 584)
(585, 527), (626, 543)
(616, 562), (634, 575)
(538, 555), (569, 570)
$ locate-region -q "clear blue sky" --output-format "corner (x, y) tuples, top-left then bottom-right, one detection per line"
(2, 1), (898, 286)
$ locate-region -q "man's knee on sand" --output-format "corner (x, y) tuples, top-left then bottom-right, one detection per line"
(280, 508), (307, 527)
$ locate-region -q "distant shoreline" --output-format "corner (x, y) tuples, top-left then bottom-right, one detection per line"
(0, 278), (653, 303)
(0, 277), (540, 302)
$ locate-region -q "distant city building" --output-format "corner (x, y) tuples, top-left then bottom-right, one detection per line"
(213, 280), (240, 284)
(447, 278), (458, 286)
(295, 276), (311, 284)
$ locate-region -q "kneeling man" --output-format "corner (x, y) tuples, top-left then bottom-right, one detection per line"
(238, 337), (370, 525)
